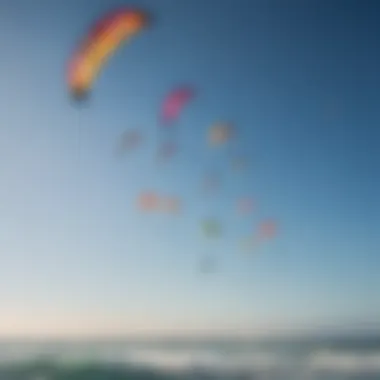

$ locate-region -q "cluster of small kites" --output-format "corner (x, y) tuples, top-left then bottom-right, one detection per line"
(67, 7), (278, 273)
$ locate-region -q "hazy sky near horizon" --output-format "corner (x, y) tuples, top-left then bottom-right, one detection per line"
(0, 0), (379, 336)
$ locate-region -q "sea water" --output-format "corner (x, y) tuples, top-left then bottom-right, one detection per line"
(0, 336), (379, 380)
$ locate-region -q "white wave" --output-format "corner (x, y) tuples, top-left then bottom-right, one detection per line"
(309, 349), (380, 373)
(0, 344), (283, 373)
(1, 341), (380, 377)
(126, 348), (281, 372)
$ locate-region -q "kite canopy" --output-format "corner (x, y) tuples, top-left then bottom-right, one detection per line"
(115, 129), (142, 156)
(240, 220), (278, 253)
(258, 220), (277, 239)
(202, 219), (222, 238)
(68, 8), (149, 99)
(160, 86), (195, 125)
(137, 191), (182, 214)
(208, 122), (234, 146)
(137, 191), (160, 212)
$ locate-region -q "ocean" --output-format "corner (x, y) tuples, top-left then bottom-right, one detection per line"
(0, 336), (379, 380)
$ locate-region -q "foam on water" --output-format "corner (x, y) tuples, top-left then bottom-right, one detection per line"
(0, 338), (379, 379)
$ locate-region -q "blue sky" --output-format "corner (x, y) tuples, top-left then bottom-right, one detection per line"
(0, 0), (378, 336)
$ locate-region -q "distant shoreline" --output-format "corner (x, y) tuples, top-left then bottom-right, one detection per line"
(0, 330), (379, 344)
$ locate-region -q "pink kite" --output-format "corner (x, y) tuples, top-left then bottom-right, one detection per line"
(258, 220), (277, 240)
(160, 86), (195, 125)
(137, 191), (160, 212)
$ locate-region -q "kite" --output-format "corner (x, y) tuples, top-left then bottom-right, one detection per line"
(208, 122), (234, 146)
(160, 86), (195, 125)
(258, 220), (277, 240)
(202, 219), (222, 238)
(115, 129), (142, 156)
(68, 8), (149, 100)
(241, 220), (278, 253)
(137, 191), (160, 212)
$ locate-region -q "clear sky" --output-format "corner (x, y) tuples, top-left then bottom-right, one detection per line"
(0, 0), (378, 337)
